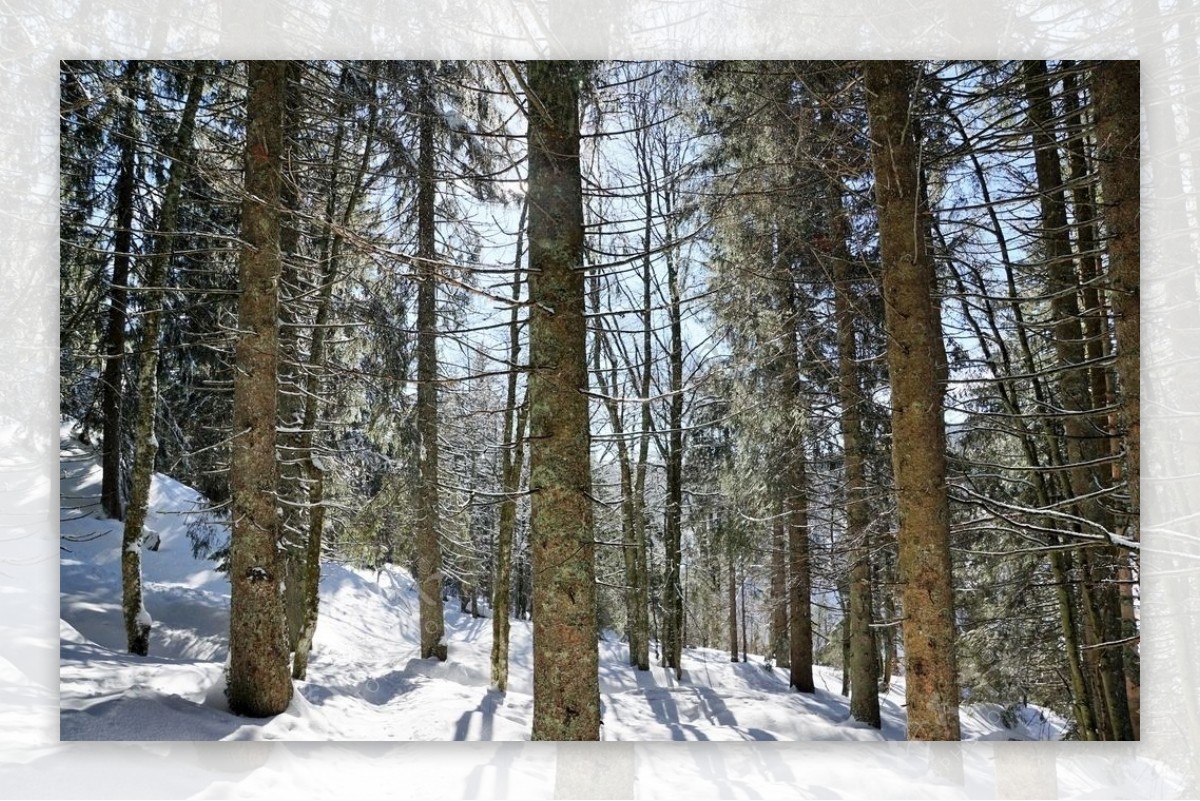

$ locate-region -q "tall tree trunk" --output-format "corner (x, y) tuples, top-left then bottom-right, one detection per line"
(1079, 549), (1130, 739)
(615, 414), (639, 666)
(1024, 57), (1116, 565)
(416, 69), (447, 662)
(781, 262), (814, 693)
(833, 194), (881, 727)
(101, 59), (139, 522)
(491, 198), (528, 692)
(227, 60), (293, 717)
(1091, 60), (1141, 739)
(785, 473), (811, 685)
(1061, 65), (1115, 472)
(1091, 59), (1140, 545)
(864, 59), (961, 741)
(120, 66), (205, 658)
(526, 60), (600, 741)
(662, 228), (685, 679)
(630, 167), (656, 674)
(839, 580), (850, 697)
(629, 316), (653, 670)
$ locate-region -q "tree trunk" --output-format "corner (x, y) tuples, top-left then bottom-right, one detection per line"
(727, 539), (739, 662)
(1024, 57), (1115, 554)
(101, 59), (139, 522)
(786, 471), (811, 688)
(416, 69), (447, 662)
(526, 60), (600, 741)
(630, 170), (656, 674)
(1091, 60), (1141, 739)
(1079, 549), (1130, 739)
(1091, 59), (1140, 543)
(833, 195), (881, 727)
(740, 572), (749, 664)
(491, 198), (527, 693)
(770, 510), (789, 668)
(864, 59), (961, 741)
(839, 582), (850, 697)
(120, 66), (205, 658)
(227, 60), (293, 717)
(662, 231), (685, 679)
(290, 173), (343, 682)
(781, 263), (814, 693)
(878, 556), (898, 691)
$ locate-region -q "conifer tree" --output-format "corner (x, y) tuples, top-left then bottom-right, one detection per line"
(864, 59), (961, 741)
(227, 59), (293, 717)
(526, 59), (601, 741)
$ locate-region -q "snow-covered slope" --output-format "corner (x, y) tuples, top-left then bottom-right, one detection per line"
(58, 423), (1065, 742)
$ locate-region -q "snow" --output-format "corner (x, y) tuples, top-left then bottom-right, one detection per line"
(59, 424), (1068, 743)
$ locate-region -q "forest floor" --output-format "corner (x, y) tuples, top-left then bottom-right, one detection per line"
(58, 422), (1065, 742)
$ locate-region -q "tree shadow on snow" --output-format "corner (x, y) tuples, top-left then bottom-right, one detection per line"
(452, 689), (503, 741)
(640, 685), (777, 742)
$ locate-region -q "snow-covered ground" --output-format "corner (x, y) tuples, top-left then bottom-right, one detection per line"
(59, 423), (1065, 742)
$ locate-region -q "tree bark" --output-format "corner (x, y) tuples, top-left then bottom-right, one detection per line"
(864, 59), (961, 741)
(1091, 59), (1140, 542)
(228, 60), (293, 717)
(1091, 60), (1141, 739)
(526, 60), (600, 741)
(416, 68), (447, 662)
(740, 571), (749, 663)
